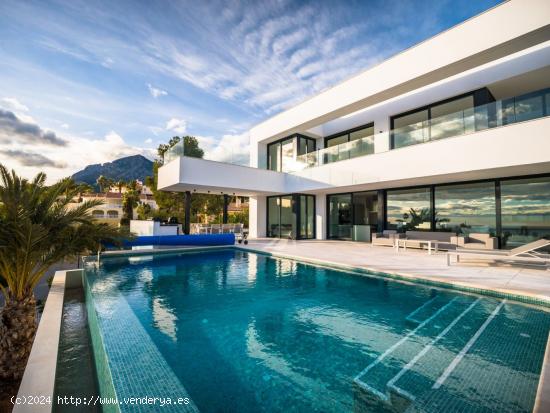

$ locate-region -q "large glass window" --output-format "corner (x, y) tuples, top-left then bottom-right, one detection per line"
(325, 125), (374, 148)
(267, 135), (315, 172)
(501, 177), (550, 249)
(328, 194), (352, 239)
(280, 195), (294, 238)
(267, 197), (280, 237)
(435, 182), (496, 235)
(324, 124), (375, 164)
(386, 188), (431, 232)
(391, 88), (550, 150)
(299, 195), (315, 239)
(392, 109), (429, 148)
(280, 139), (294, 173)
(353, 191), (378, 230)
(430, 95), (475, 140)
(267, 143), (280, 172)
(298, 136), (315, 156)
(267, 194), (314, 239)
(391, 91), (480, 149)
(325, 134), (348, 148)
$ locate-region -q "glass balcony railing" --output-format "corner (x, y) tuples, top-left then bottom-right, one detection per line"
(392, 87), (550, 149)
(163, 140), (185, 164)
(295, 135), (375, 170)
(162, 139), (247, 166)
(292, 87), (549, 171)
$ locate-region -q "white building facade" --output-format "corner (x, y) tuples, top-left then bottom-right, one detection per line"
(158, 0), (550, 248)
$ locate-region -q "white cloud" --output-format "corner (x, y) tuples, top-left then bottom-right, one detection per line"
(149, 126), (163, 136)
(101, 57), (114, 68)
(165, 118), (187, 134)
(1, 97), (29, 112)
(147, 83), (168, 98)
(197, 132), (250, 166)
(144, 137), (153, 144)
(61, 123), (69, 129)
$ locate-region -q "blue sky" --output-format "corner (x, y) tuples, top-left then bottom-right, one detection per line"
(0, 0), (501, 182)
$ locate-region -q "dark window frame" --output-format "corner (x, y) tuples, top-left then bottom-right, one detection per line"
(266, 193), (316, 240)
(266, 134), (316, 172)
(390, 88), (495, 149)
(326, 190), (380, 240)
(324, 172), (550, 248)
(324, 122), (374, 148)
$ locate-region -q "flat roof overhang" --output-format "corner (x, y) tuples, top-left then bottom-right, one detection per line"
(157, 156), (331, 196)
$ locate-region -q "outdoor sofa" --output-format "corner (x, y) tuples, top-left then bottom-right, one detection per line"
(450, 233), (497, 250)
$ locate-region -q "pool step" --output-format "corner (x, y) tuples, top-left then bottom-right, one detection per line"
(387, 299), (504, 412)
(405, 294), (455, 326)
(353, 296), (504, 413)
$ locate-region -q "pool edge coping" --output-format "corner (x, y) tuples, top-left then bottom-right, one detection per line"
(534, 331), (550, 413)
(14, 269), (83, 413)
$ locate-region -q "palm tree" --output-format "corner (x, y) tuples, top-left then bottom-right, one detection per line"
(0, 165), (127, 381)
(96, 175), (110, 193)
(77, 182), (94, 195)
(115, 180), (125, 194)
(122, 182), (141, 222)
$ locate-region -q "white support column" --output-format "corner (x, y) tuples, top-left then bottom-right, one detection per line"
(315, 193), (326, 240)
(373, 115), (390, 154)
(249, 196), (266, 238)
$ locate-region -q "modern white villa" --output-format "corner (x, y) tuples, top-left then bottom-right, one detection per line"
(159, 0), (550, 250)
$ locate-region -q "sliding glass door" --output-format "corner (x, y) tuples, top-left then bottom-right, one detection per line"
(279, 195), (294, 238)
(267, 194), (315, 239)
(328, 194), (352, 239)
(267, 197), (280, 238)
(501, 176), (550, 248)
(299, 195), (315, 239)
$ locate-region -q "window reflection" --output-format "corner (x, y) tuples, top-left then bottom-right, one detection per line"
(501, 177), (550, 249)
(435, 182), (496, 235)
(328, 194), (352, 239)
(267, 197), (280, 237)
(386, 188), (431, 232)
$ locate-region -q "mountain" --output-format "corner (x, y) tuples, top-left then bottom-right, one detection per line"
(72, 154), (154, 186)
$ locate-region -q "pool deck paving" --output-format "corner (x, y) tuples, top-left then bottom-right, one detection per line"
(239, 239), (550, 306)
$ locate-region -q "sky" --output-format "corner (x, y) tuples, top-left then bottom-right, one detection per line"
(0, 0), (502, 183)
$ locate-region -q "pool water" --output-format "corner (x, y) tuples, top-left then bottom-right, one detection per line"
(85, 250), (550, 413)
(54, 288), (100, 413)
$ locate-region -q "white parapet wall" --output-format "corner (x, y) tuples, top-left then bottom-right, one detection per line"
(130, 220), (179, 236)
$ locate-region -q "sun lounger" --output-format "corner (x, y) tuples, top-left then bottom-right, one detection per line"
(446, 239), (550, 268)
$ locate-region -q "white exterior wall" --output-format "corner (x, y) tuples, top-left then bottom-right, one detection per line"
(315, 194), (326, 240)
(130, 220), (179, 236)
(248, 196), (266, 238)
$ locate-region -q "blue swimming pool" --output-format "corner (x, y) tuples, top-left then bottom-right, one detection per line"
(84, 249), (550, 413)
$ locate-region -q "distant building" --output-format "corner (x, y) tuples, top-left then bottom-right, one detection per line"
(69, 190), (158, 224)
